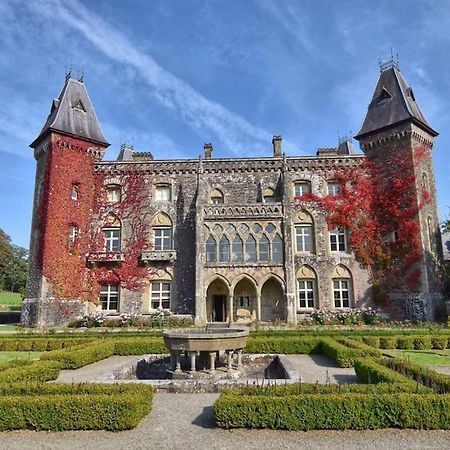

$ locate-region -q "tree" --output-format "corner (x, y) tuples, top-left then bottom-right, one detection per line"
(0, 228), (28, 294)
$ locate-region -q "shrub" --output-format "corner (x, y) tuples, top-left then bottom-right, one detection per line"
(379, 337), (397, 349)
(361, 336), (380, 348)
(413, 336), (432, 350)
(431, 336), (448, 350)
(335, 338), (381, 356)
(397, 336), (414, 350)
(214, 393), (450, 430)
(0, 361), (61, 383)
(114, 338), (167, 355)
(320, 338), (378, 367)
(244, 336), (322, 354)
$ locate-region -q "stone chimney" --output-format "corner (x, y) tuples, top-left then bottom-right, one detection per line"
(204, 143), (213, 159)
(272, 135), (282, 157)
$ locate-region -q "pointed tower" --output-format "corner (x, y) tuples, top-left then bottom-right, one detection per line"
(355, 61), (443, 320)
(22, 75), (109, 327)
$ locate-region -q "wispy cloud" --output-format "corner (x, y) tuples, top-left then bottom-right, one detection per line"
(26, 0), (275, 154)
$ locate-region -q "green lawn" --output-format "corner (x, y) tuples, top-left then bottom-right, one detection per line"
(0, 351), (43, 364)
(0, 325), (18, 332)
(0, 291), (22, 305)
(383, 349), (450, 366)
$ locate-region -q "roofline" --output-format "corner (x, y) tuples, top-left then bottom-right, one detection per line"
(354, 117), (438, 141)
(29, 128), (111, 149)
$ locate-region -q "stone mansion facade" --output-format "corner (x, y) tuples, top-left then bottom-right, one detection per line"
(21, 62), (444, 327)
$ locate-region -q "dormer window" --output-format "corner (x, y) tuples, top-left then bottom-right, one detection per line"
(376, 88), (392, 107)
(262, 187), (276, 203)
(72, 99), (86, 112)
(209, 188), (224, 204)
(155, 184), (171, 202)
(107, 185), (121, 203)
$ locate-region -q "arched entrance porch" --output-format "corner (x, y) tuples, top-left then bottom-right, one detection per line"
(232, 277), (257, 322)
(260, 277), (286, 322)
(206, 277), (230, 322)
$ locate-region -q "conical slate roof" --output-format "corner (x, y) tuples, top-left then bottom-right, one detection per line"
(355, 67), (438, 140)
(30, 77), (109, 148)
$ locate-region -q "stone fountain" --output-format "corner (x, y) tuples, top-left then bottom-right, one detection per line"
(162, 328), (249, 378)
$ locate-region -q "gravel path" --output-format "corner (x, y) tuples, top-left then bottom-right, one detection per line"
(2, 393), (450, 450)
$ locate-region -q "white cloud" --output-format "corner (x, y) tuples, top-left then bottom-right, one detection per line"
(26, 0), (275, 155)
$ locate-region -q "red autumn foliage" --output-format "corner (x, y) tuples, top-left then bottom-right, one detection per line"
(294, 146), (430, 303)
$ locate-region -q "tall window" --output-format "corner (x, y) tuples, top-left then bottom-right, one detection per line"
(333, 279), (351, 308)
(206, 236), (217, 263)
(151, 281), (171, 309)
(154, 227), (172, 251)
(103, 228), (121, 252)
(107, 185), (121, 203)
(272, 234), (283, 262)
(329, 227), (347, 252)
(295, 225), (313, 252)
(155, 184), (171, 202)
(71, 184), (79, 201)
(219, 237), (230, 263)
(294, 181), (311, 197)
(231, 236), (243, 262)
(298, 280), (315, 309)
(327, 182), (341, 196)
(100, 284), (119, 311)
(210, 189), (224, 204)
(245, 236), (257, 262)
(69, 225), (78, 252)
(258, 235), (270, 262)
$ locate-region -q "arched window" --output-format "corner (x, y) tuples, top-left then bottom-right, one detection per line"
(258, 235), (270, 262)
(209, 188), (224, 204)
(219, 236), (230, 263)
(107, 185), (121, 203)
(272, 234), (283, 262)
(206, 236), (217, 263)
(294, 211), (314, 253)
(245, 235), (257, 262)
(102, 214), (121, 252)
(71, 184), (79, 201)
(153, 213), (173, 251)
(231, 236), (243, 262)
(297, 265), (317, 309)
(331, 265), (352, 308)
(263, 187), (276, 203)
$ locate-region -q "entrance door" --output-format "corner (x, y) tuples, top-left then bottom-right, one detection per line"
(212, 295), (226, 322)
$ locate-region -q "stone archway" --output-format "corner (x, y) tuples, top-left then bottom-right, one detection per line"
(260, 278), (286, 322)
(232, 277), (257, 321)
(206, 277), (230, 322)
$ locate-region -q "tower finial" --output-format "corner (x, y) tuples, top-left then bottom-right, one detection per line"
(379, 49), (400, 72)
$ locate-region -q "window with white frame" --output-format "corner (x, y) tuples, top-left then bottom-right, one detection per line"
(155, 184), (171, 202)
(107, 185), (121, 203)
(151, 281), (171, 309)
(327, 182), (341, 196)
(295, 225), (313, 252)
(71, 184), (79, 201)
(294, 181), (311, 197)
(329, 227), (347, 252)
(298, 279), (316, 309)
(333, 279), (351, 308)
(100, 284), (119, 311)
(154, 227), (172, 251)
(103, 228), (121, 252)
(69, 225), (78, 252)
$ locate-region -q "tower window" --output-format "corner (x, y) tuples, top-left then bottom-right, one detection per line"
(69, 225), (78, 252)
(327, 182), (341, 196)
(103, 228), (121, 252)
(262, 187), (276, 203)
(107, 185), (121, 203)
(151, 281), (171, 310)
(209, 188), (224, 204)
(155, 185), (171, 202)
(71, 184), (79, 201)
(329, 227), (347, 252)
(294, 181), (311, 197)
(154, 227), (172, 251)
(376, 88), (392, 107)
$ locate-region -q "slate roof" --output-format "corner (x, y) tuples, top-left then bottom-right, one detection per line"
(30, 77), (109, 148)
(355, 67), (438, 140)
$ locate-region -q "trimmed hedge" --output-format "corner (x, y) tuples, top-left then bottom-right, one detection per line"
(361, 335), (449, 350)
(214, 393), (450, 430)
(114, 338), (166, 355)
(320, 338), (378, 368)
(0, 338), (94, 352)
(0, 385), (153, 431)
(383, 357), (450, 393)
(0, 361), (61, 383)
(244, 336), (322, 354)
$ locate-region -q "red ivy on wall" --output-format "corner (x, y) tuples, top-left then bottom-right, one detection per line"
(294, 146), (430, 304)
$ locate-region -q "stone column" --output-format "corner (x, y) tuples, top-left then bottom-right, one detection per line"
(256, 293), (261, 321)
(229, 294), (234, 323)
(236, 349), (243, 369)
(174, 350), (181, 372)
(226, 350), (233, 372)
(209, 352), (216, 373)
(189, 351), (196, 372)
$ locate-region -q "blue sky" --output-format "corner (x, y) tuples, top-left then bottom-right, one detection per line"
(1, 0), (450, 248)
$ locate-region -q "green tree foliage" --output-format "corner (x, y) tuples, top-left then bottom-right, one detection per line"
(0, 228), (27, 295)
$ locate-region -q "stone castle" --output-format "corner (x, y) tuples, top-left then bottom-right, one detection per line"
(21, 61), (444, 327)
